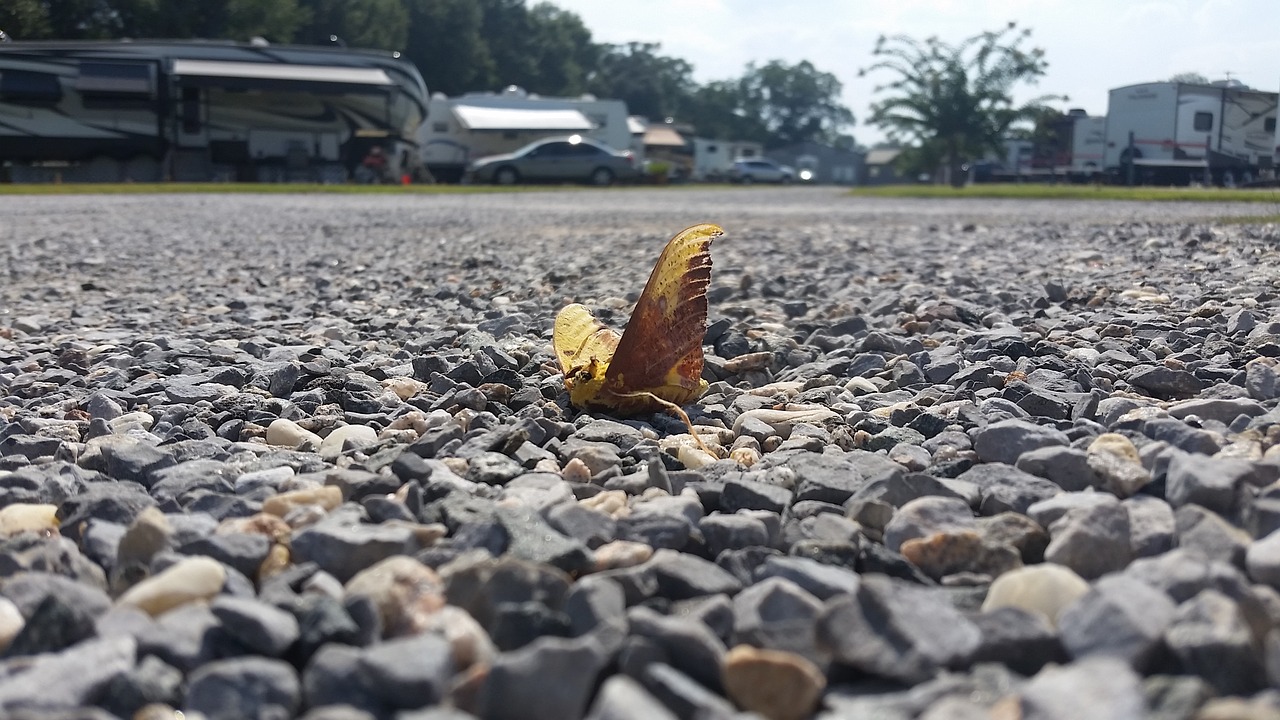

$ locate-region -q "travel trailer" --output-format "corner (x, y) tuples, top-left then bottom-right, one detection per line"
(0, 40), (429, 182)
(418, 87), (630, 182)
(1103, 80), (1277, 186)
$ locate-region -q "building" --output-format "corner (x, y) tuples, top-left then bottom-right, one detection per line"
(766, 141), (863, 184)
(862, 148), (904, 185)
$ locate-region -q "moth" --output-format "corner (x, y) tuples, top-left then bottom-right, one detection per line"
(554, 223), (723, 449)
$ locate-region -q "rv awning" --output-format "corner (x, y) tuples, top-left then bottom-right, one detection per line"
(170, 59), (394, 92)
(643, 126), (686, 147)
(627, 116), (648, 134)
(452, 105), (594, 132)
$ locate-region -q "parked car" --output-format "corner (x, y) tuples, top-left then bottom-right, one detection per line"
(467, 135), (638, 186)
(730, 158), (795, 184)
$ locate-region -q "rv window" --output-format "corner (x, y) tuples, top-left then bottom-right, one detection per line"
(76, 62), (153, 96)
(1193, 111), (1213, 132)
(1267, 118), (1277, 134)
(0, 70), (62, 104)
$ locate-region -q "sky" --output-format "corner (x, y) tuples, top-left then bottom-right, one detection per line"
(549, 0), (1280, 147)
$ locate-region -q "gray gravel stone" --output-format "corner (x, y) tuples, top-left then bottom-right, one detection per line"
(1058, 574), (1177, 669)
(184, 656), (302, 720)
(1016, 656), (1146, 720)
(972, 419), (1070, 465)
(818, 574), (981, 684)
(1044, 495), (1134, 579)
(478, 633), (613, 720)
(1164, 588), (1268, 695)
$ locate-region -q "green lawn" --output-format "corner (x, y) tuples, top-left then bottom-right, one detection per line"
(848, 183), (1280, 204)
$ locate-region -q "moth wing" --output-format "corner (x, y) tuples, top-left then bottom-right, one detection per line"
(606, 223), (722, 394)
(554, 302), (620, 374)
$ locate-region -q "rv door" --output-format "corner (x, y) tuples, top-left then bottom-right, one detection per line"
(176, 84), (207, 147)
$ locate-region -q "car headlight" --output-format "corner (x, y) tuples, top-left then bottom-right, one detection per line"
(799, 169), (813, 181)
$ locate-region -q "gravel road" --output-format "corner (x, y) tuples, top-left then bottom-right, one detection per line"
(3, 187), (1280, 719)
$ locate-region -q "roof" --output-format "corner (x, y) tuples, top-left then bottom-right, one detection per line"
(452, 105), (594, 132)
(865, 148), (901, 165)
(643, 125), (686, 147)
(171, 59), (393, 87)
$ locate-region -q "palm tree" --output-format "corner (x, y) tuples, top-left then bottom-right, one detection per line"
(861, 23), (1061, 186)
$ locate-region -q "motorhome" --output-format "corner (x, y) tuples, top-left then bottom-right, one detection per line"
(418, 87), (630, 182)
(0, 40), (428, 182)
(1103, 80), (1277, 186)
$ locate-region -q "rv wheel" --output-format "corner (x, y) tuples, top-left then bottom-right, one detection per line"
(494, 166), (519, 185)
(589, 167), (614, 186)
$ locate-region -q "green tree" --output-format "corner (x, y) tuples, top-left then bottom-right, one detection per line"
(296, 0), (405, 49)
(523, 2), (594, 95)
(586, 41), (695, 120)
(116, 0), (306, 41)
(861, 23), (1058, 186)
(0, 0), (54, 38)
(403, 0), (493, 95)
(1169, 71), (1210, 84)
(683, 79), (768, 143)
(736, 59), (854, 148)
(1, 0), (123, 39)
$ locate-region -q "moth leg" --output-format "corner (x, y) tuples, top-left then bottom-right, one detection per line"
(612, 391), (717, 458)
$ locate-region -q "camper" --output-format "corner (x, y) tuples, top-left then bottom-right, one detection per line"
(1050, 111), (1106, 180)
(1103, 80), (1278, 186)
(690, 138), (763, 182)
(0, 40), (428, 182)
(418, 87), (630, 182)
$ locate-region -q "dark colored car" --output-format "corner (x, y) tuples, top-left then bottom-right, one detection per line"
(468, 135), (638, 186)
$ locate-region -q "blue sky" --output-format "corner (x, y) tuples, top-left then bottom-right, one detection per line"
(550, 0), (1280, 145)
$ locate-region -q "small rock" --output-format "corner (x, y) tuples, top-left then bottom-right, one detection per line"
(184, 657), (301, 720)
(319, 424), (380, 461)
(1015, 656), (1146, 720)
(0, 503), (59, 537)
(972, 419), (1069, 465)
(115, 555), (226, 616)
(982, 564), (1090, 627)
(1057, 574), (1176, 669)
(1043, 496), (1133, 579)
(721, 644), (824, 720)
(883, 495), (975, 552)
(265, 418), (322, 451)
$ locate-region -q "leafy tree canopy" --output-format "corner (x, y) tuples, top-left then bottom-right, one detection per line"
(861, 22), (1059, 185)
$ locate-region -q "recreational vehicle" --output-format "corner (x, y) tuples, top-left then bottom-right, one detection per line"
(0, 40), (429, 182)
(1103, 80), (1278, 186)
(418, 87), (630, 183)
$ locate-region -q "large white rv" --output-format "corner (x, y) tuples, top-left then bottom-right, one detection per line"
(0, 40), (428, 182)
(1103, 80), (1278, 186)
(418, 87), (629, 182)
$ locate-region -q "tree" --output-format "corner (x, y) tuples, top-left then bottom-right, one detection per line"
(683, 79), (768, 144)
(115, 0), (307, 41)
(586, 41), (695, 120)
(296, 0), (405, 49)
(1169, 71), (1210, 84)
(736, 60), (854, 148)
(861, 23), (1059, 186)
(402, 0), (493, 96)
(522, 2), (595, 95)
(1, 0), (123, 39)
